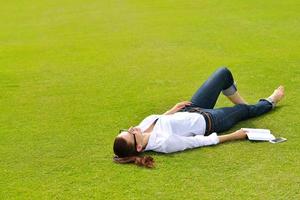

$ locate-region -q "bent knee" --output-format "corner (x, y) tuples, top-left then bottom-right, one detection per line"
(217, 67), (234, 85)
(217, 67), (232, 77)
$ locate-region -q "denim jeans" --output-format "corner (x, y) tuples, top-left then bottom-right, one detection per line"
(179, 67), (273, 134)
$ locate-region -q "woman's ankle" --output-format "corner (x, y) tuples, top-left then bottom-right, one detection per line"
(227, 92), (248, 105)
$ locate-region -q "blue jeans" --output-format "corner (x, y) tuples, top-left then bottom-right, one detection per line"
(179, 67), (273, 134)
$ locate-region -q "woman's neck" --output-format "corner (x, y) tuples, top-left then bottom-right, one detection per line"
(142, 132), (151, 149)
(141, 119), (158, 149)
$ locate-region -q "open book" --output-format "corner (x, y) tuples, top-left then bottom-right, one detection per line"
(242, 128), (275, 141)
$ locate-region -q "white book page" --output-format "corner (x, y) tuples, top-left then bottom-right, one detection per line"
(242, 128), (275, 141)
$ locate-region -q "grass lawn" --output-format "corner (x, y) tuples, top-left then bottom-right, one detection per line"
(1, 0), (299, 199)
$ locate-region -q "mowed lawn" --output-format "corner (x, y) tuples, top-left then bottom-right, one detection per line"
(0, 0), (299, 199)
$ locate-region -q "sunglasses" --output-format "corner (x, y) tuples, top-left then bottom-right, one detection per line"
(119, 128), (137, 149)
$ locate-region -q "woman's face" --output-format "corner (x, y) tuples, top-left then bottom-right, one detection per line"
(118, 127), (143, 152)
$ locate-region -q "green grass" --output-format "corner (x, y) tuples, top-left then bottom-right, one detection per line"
(1, 0), (300, 199)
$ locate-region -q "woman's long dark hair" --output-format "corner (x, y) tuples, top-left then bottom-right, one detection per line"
(113, 137), (154, 168)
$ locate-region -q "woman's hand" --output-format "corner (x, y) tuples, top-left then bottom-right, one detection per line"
(231, 129), (248, 140)
(171, 101), (192, 112)
(164, 101), (192, 115)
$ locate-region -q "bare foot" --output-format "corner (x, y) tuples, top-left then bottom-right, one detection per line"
(268, 85), (285, 104)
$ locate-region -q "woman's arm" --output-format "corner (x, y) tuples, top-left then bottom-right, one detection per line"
(158, 133), (220, 153)
(163, 101), (192, 115)
(154, 130), (247, 154)
(218, 129), (248, 143)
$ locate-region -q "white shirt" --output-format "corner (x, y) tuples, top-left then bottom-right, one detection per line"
(136, 112), (219, 153)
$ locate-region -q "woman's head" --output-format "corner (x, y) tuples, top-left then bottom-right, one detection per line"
(113, 127), (155, 168)
(113, 133), (137, 158)
(114, 127), (143, 156)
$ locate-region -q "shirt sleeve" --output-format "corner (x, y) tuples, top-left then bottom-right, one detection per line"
(158, 133), (220, 153)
